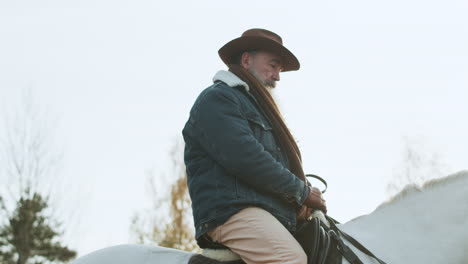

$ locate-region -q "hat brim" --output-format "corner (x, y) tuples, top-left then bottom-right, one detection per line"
(218, 36), (300, 72)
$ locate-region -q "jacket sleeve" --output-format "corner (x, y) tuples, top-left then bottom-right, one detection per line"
(191, 87), (308, 206)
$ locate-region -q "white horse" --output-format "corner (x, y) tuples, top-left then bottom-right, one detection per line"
(72, 171), (468, 264)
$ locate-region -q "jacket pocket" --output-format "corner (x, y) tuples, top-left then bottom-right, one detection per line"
(244, 111), (279, 156)
(245, 112), (272, 131)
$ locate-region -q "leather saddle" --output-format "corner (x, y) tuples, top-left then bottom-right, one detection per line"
(188, 255), (244, 264)
(188, 215), (387, 264)
(295, 217), (340, 264)
(187, 217), (335, 264)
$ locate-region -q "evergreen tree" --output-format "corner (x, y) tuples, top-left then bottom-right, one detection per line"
(0, 191), (76, 264)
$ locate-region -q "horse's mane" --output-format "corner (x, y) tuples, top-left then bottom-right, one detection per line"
(376, 170), (468, 210)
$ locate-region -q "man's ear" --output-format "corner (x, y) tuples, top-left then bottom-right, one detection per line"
(240, 52), (252, 69)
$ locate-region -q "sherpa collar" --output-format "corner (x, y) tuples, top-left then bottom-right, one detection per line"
(212, 70), (249, 92)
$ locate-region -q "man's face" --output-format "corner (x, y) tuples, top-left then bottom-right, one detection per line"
(242, 51), (284, 90)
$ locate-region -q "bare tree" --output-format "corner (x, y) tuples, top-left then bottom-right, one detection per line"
(0, 90), (76, 264)
(130, 140), (199, 252)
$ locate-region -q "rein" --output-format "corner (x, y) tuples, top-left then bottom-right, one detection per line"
(306, 174), (328, 193)
(325, 216), (387, 264)
(301, 174), (387, 264)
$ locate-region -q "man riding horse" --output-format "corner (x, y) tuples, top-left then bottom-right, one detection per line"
(182, 28), (327, 264)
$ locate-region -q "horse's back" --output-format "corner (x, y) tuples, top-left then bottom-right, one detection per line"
(71, 244), (195, 264)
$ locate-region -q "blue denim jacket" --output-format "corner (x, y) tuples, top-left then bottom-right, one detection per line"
(182, 70), (309, 241)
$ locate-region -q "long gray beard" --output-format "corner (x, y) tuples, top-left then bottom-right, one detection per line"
(247, 68), (282, 110)
(247, 68), (276, 94)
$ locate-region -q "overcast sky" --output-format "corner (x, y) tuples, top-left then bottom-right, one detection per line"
(1, 0), (467, 257)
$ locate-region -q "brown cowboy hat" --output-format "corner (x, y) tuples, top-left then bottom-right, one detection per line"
(218, 28), (300, 72)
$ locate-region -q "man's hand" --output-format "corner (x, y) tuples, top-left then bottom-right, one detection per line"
(297, 205), (314, 220)
(304, 186), (327, 214)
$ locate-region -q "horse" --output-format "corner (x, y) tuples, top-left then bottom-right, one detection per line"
(71, 171), (468, 264)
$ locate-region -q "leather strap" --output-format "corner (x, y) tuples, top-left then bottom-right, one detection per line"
(326, 216), (387, 264)
(303, 174), (386, 264)
(305, 174), (328, 194)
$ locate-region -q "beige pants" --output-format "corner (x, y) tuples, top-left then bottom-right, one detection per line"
(207, 207), (307, 264)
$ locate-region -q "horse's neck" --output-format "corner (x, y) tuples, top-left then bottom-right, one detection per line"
(340, 171), (468, 264)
